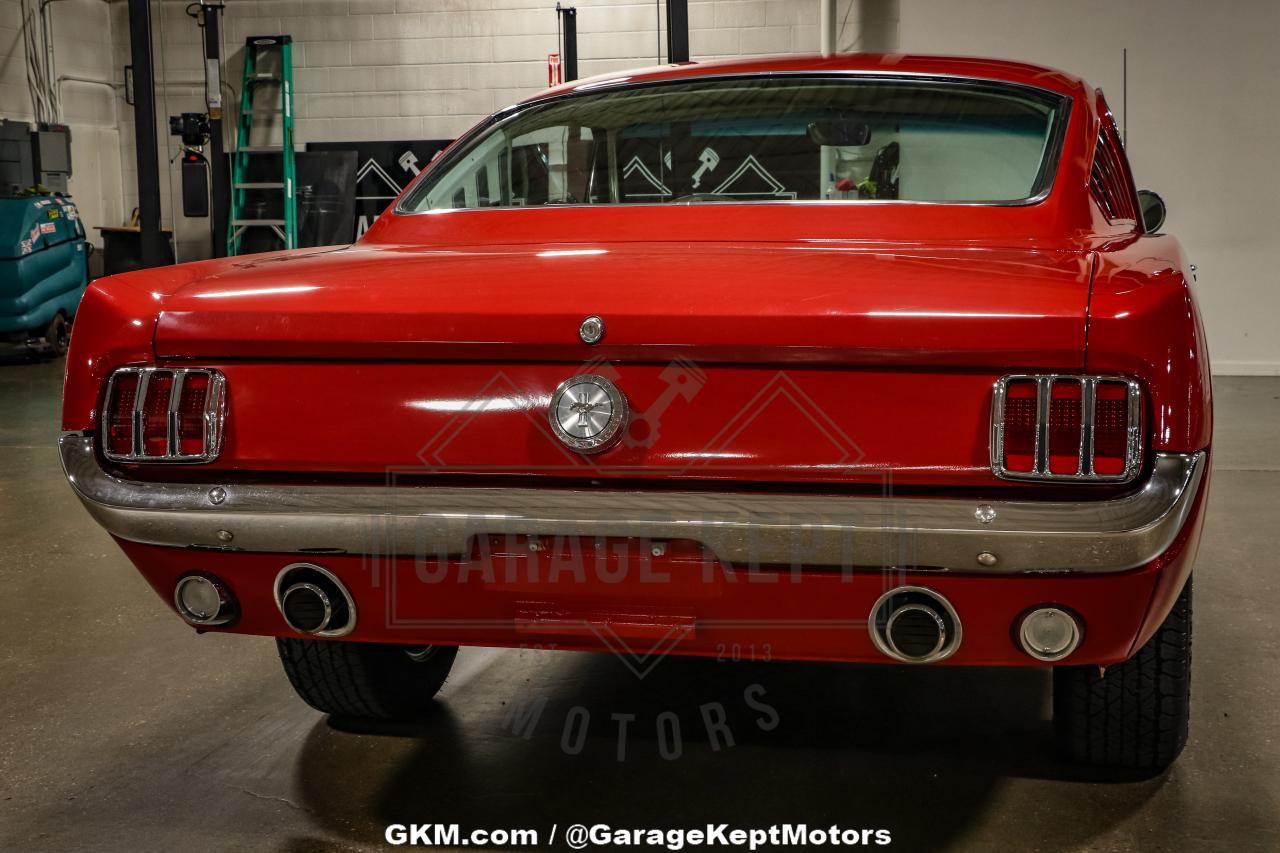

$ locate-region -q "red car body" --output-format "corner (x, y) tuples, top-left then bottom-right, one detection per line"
(60, 54), (1210, 675)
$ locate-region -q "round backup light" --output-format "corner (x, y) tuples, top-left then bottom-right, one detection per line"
(1018, 607), (1082, 662)
(174, 574), (235, 626)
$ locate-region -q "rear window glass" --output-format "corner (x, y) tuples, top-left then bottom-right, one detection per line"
(400, 76), (1068, 211)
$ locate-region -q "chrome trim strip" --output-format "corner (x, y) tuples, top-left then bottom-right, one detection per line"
(1034, 375), (1052, 474)
(1123, 380), (1143, 480)
(130, 369), (147, 457)
(61, 435), (1206, 575)
(1082, 377), (1096, 476)
(166, 371), (183, 457)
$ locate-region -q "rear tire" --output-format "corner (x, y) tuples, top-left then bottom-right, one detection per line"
(276, 638), (458, 719)
(1053, 577), (1192, 771)
(45, 312), (69, 357)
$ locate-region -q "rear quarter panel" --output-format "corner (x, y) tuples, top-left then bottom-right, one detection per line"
(1086, 233), (1212, 453)
(1086, 232), (1212, 651)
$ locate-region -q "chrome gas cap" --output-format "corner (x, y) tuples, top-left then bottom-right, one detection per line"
(548, 374), (628, 454)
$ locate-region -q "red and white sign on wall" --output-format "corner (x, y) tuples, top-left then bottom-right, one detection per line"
(548, 53), (562, 86)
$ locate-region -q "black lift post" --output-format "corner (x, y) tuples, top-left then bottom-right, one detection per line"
(197, 2), (229, 258)
(557, 4), (578, 82)
(666, 0), (689, 63)
(127, 0), (165, 268)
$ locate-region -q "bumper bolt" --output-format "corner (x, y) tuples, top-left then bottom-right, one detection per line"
(976, 551), (998, 567)
(208, 487), (226, 505)
(974, 504), (997, 524)
(217, 529), (233, 543)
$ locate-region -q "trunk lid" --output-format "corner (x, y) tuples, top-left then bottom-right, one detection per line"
(153, 242), (1091, 367)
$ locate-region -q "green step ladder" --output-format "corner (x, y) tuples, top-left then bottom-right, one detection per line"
(228, 34), (297, 255)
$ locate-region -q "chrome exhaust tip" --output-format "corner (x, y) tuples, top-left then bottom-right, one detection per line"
(174, 573), (237, 627)
(281, 582), (333, 634)
(274, 563), (356, 637)
(869, 586), (962, 663)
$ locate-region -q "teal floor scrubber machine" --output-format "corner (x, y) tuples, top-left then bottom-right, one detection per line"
(0, 193), (89, 357)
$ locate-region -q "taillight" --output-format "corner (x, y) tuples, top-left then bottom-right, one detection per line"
(177, 372), (212, 456)
(1001, 380), (1038, 473)
(1092, 380), (1132, 476)
(102, 368), (225, 463)
(1048, 379), (1083, 474)
(141, 371), (174, 456)
(992, 375), (1141, 482)
(105, 371), (139, 456)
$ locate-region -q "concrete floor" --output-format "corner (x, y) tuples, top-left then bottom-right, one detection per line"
(1, 358), (1278, 852)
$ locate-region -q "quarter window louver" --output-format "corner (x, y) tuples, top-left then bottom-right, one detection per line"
(1090, 131), (1138, 222)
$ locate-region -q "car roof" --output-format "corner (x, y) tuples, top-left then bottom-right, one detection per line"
(525, 52), (1089, 103)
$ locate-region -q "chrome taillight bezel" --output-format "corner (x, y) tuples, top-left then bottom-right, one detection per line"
(102, 367), (226, 463)
(990, 374), (1142, 483)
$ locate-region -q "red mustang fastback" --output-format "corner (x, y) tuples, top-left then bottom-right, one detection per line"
(61, 54), (1210, 771)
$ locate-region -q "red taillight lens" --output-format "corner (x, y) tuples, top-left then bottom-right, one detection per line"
(994, 374), (1141, 482)
(1048, 380), (1083, 474)
(102, 368), (224, 462)
(1002, 380), (1038, 472)
(1093, 381), (1132, 476)
(141, 371), (174, 456)
(177, 372), (210, 456)
(106, 372), (139, 456)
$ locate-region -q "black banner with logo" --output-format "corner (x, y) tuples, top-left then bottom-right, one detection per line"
(306, 139), (452, 238)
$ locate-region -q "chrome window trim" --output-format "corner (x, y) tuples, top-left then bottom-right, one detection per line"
(990, 374), (1143, 483)
(102, 367), (226, 464)
(394, 71), (1073, 215)
(61, 434), (1205, 576)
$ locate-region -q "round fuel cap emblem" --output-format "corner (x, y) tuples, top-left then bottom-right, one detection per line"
(548, 374), (628, 454)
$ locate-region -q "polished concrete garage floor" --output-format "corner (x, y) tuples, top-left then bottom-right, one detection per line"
(1, 358), (1277, 852)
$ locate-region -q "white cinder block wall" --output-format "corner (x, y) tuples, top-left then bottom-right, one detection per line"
(898, 0), (1280, 374)
(0, 0), (123, 247)
(108, 0), (865, 260)
(1, 0), (1275, 373)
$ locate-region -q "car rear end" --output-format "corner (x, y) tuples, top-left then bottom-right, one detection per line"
(58, 59), (1212, 770)
(58, 237), (1210, 672)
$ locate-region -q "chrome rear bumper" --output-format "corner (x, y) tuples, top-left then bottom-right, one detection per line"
(60, 434), (1205, 575)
